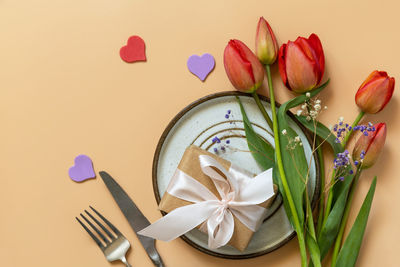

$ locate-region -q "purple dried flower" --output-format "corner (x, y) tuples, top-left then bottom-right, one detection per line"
(333, 150), (350, 169)
(212, 136), (221, 143)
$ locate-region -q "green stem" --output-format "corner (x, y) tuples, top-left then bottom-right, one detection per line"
(342, 111), (365, 147)
(331, 166), (363, 266)
(306, 190), (322, 267)
(265, 65), (308, 267)
(252, 92), (274, 130)
(320, 170), (335, 235)
(321, 111), (365, 230)
(316, 139), (325, 236)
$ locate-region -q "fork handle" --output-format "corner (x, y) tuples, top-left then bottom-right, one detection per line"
(121, 256), (132, 267)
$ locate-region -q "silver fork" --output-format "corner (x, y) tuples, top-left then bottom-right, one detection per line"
(76, 206), (132, 267)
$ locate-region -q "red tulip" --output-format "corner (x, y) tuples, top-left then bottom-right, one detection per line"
(224, 39), (264, 93)
(352, 123), (387, 169)
(278, 34), (325, 93)
(355, 71), (395, 114)
(255, 17), (278, 65)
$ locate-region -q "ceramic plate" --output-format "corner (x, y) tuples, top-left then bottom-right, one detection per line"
(152, 92), (320, 259)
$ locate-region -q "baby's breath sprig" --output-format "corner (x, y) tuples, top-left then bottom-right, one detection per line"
(286, 135), (303, 150)
(296, 93), (328, 121)
(281, 128), (303, 150)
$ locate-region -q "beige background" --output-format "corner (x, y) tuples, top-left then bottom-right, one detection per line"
(1, 0), (399, 266)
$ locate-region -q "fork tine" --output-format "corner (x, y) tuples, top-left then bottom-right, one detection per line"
(85, 210), (115, 240)
(76, 217), (104, 249)
(90, 206), (121, 235)
(80, 213), (110, 244)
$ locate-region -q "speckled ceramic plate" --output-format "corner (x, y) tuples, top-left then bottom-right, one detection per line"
(152, 92), (320, 259)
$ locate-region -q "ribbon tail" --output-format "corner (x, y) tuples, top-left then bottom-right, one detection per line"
(207, 210), (234, 249)
(138, 201), (218, 242)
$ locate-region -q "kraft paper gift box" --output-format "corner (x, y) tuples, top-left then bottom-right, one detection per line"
(158, 145), (277, 251)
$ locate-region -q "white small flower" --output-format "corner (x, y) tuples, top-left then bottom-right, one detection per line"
(306, 92), (311, 98)
(324, 106), (328, 110)
(306, 116), (312, 121)
(339, 116), (344, 122)
(314, 104), (321, 110)
(295, 136), (301, 142)
(315, 99), (321, 104)
(297, 110), (303, 116)
(299, 142), (303, 146)
(282, 129), (287, 135)
(329, 124), (333, 130)
(310, 110), (318, 119)
(301, 104), (307, 110)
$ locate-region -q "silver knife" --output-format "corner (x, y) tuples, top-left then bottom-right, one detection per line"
(99, 171), (165, 267)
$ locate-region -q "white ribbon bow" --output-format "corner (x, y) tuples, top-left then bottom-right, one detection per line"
(138, 155), (274, 249)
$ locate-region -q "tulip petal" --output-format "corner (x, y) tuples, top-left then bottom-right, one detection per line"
(355, 76), (395, 113)
(363, 123), (386, 167)
(354, 123), (387, 168)
(352, 130), (372, 164)
(285, 42), (318, 93)
(234, 40), (265, 87)
(278, 44), (289, 88)
(307, 34), (325, 83)
(359, 71), (387, 89)
(295, 35), (324, 84)
(384, 77), (396, 109)
(256, 17), (278, 65)
(224, 41), (255, 91)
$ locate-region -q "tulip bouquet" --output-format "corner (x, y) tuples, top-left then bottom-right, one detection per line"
(223, 17), (395, 267)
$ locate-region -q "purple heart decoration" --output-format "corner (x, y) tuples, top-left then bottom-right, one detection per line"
(187, 53), (215, 81)
(68, 155), (96, 182)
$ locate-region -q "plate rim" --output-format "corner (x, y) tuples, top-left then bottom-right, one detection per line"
(152, 91), (321, 259)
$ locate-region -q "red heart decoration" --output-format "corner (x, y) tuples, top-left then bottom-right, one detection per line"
(120, 36), (146, 63)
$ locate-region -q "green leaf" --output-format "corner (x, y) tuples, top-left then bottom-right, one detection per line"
(281, 79), (330, 110)
(306, 230), (322, 267)
(276, 122), (307, 225)
(335, 177), (377, 267)
(236, 97), (275, 170)
(273, 164), (296, 226)
(274, 82), (331, 227)
(296, 115), (343, 155)
(317, 177), (353, 259)
(332, 169), (354, 204)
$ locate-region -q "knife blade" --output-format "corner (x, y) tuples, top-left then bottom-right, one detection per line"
(99, 171), (165, 267)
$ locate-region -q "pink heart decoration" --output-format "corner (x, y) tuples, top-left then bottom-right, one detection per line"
(120, 36), (146, 63)
(68, 155), (96, 182)
(187, 53), (215, 81)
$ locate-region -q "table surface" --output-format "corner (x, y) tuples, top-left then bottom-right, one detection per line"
(1, 0), (399, 266)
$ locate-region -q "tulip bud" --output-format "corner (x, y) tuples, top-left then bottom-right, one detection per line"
(278, 34), (325, 93)
(355, 71), (395, 114)
(352, 123), (386, 169)
(255, 17), (278, 65)
(224, 39), (264, 93)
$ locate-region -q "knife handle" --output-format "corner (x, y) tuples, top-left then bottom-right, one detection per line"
(148, 247), (165, 267)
